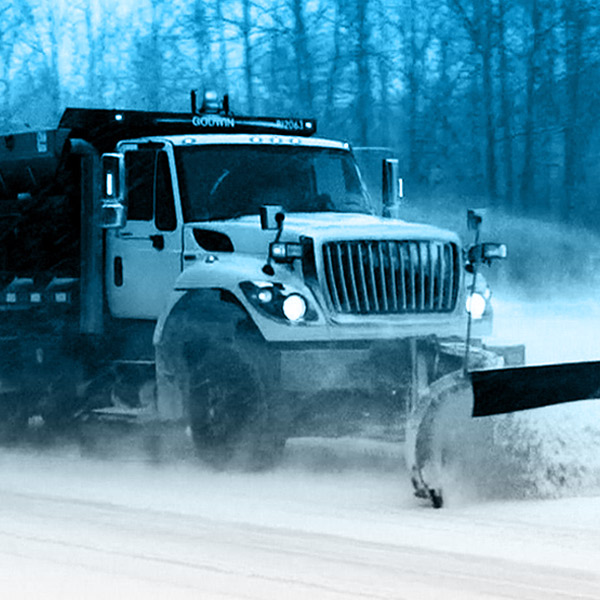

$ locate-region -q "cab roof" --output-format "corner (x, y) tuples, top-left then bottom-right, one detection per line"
(119, 133), (349, 151)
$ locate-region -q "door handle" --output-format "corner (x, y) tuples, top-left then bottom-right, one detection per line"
(150, 234), (164, 251)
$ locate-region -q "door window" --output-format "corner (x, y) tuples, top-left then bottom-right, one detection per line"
(155, 151), (176, 231)
(125, 149), (176, 230)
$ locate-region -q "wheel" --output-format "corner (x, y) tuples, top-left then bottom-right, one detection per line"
(188, 346), (285, 470)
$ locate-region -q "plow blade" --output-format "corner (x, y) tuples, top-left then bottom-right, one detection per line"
(471, 360), (600, 417)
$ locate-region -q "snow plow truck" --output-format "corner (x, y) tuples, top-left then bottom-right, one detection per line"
(0, 91), (523, 506)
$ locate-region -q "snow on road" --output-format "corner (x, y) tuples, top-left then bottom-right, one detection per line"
(1, 448), (600, 599)
(1, 295), (600, 599)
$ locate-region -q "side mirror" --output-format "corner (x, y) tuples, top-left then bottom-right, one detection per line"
(382, 158), (403, 218)
(467, 243), (508, 268)
(101, 153), (126, 229)
(260, 205), (285, 231)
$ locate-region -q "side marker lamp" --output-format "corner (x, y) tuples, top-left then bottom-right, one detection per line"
(106, 173), (114, 197)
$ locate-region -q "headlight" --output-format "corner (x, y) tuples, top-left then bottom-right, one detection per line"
(282, 294), (307, 321)
(466, 292), (487, 319)
(240, 282), (317, 323)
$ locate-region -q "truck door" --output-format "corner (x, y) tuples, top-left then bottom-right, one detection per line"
(106, 145), (181, 320)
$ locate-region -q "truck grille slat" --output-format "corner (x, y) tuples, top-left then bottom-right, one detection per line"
(387, 242), (398, 311)
(435, 243), (443, 310)
(428, 243), (435, 311)
(323, 245), (342, 312)
(367, 243), (380, 312)
(378, 244), (388, 312)
(445, 244), (454, 310)
(336, 244), (351, 311)
(408, 243), (417, 311)
(345, 243), (360, 312)
(321, 240), (459, 316)
(356, 244), (371, 312)
(398, 243), (407, 310)
(419, 243), (425, 311)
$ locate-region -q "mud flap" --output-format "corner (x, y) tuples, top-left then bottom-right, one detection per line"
(471, 360), (600, 417)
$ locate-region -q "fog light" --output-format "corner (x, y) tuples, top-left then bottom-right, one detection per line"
(257, 288), (274, 304)
(282, 294), (307, 321)
(466, 293), (486, 319)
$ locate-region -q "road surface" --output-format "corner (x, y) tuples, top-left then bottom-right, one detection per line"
(1, 295), (600, 599)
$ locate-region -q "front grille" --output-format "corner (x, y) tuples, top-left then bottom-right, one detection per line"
(321, 240), (459, 315)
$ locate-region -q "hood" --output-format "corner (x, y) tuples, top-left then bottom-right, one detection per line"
(185, 212), (461, 256)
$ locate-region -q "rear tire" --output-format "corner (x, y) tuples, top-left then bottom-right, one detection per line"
(188, 346), (285, 470)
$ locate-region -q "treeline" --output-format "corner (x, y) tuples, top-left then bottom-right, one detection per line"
(1, 0), (598, 225)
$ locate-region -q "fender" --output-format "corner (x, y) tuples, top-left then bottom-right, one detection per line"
(153, 252), (323, 346)
(153, 253), (269, 347)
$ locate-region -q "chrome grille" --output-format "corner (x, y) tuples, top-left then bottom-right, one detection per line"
(322, 240), (459, 315)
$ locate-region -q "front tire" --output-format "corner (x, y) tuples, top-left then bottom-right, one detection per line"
(188, 346), (285, 469)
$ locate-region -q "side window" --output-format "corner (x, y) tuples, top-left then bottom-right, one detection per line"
(155, 151), (176, 231)
(125, 149), (177, 230)
(125, 150), (154, 221)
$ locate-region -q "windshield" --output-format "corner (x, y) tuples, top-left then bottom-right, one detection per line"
(174, 144), (373, 221)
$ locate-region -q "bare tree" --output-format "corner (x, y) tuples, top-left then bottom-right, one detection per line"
(242, 0), (255, 112)
(290, 0), (314, 111)
(519, 0), (542, 213)
(355, 0), (371, 144)
(497, 0), (514, 209)
(562, 0), (584, 222)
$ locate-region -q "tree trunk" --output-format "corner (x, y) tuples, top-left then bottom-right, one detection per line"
(520, 0), (541, 214)
(324, 0), (342, 127)
(562, 0), (583, 223)
(355, 0), (370, 145)
(292, 0), (313, 112)
(376, 0), (390, 146)
(407, 0), (420, 177)
(47, 4), (62, 120)
(242, 0), (254, 113)
(193, 0), (210, 91)
(215, 0), (229, 93)
(480, 0), (497, 204)
(497, 0), (513, 210)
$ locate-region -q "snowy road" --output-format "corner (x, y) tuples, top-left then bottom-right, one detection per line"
(1, 442), (600, 599)
(2, 296), (600, 599)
